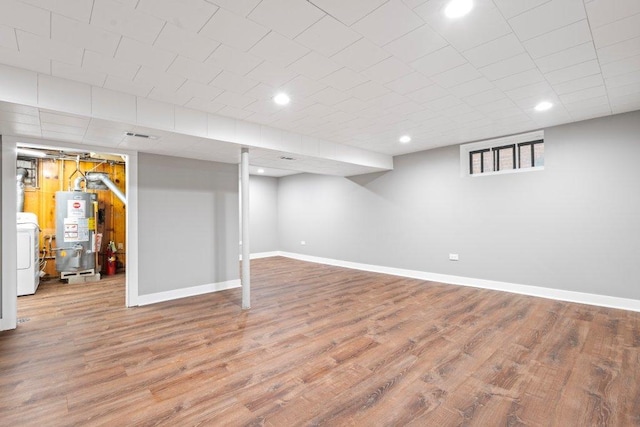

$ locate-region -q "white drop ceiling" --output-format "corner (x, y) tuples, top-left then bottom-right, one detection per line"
(0, 0), (639, 176)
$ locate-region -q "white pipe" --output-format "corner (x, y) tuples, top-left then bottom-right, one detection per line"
(241, 148), (250, 309)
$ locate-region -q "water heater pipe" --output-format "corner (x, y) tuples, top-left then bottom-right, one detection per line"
(74, 173), (127, 205)
(16, 168), (28, 212)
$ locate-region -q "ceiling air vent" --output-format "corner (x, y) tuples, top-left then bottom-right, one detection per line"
(125, 132), (157, 139)
(280, 156), (296, 161)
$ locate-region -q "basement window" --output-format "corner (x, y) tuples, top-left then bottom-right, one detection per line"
(462, 131), (544, 177)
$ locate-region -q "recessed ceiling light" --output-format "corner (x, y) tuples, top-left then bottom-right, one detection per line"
(257, 168), (265, 174)
(535, 101), (553, 111)
(273, 93), (290, 105)
(444, 0), (473, 18)
(399, 135), (412, 143)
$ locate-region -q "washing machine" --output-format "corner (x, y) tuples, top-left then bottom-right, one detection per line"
(17, 212), (40, 296)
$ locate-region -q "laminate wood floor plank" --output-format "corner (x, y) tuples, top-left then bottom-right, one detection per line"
(1, 257), (639, 426)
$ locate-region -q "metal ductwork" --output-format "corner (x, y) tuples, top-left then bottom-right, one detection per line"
(16, 168), (28, 212)
(74, 173), (127, 205)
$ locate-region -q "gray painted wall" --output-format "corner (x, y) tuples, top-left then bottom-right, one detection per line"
(138, 153), (239, 295)
(277, 111), (640, 300)
(249, 175), (279, 253)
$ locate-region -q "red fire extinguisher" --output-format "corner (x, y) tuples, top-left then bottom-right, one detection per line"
(106, 241), (117, 275)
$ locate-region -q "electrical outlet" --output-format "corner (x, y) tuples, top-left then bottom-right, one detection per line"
(300, 240), (306, 246)
(449, 253), (459, 261)
(117, 242), (123, 250)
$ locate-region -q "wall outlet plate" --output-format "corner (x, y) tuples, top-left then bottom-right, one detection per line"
(449, 253), (459, 261)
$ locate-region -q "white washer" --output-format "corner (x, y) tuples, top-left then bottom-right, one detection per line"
(17, 212), (40, 296)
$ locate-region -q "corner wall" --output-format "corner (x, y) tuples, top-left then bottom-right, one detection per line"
(137, 153), (239, 296)
(277, 111), (640, 301)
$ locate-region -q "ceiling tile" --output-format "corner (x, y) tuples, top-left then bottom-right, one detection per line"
(287, 51), (341, 80)
(352, 0), (423, 46)
(217, 105), (253, 120)
(534, 42), (597, 73)
(134, 66), (186, 92)
(559, 85), (607, 104)
(321, 67), (368, 91)
(544, 59), (601, 85)
(184, 97), (224, 114)
(479, 53), (535, 81)
(416, 0), (511, 51)
(154, 23), (220, 62)
(137, 0), (218, 32)
(385, 72), (432, 95)
(167, 55), (222, 85)
(0, 24), (17, 50)
(508, 0), (586, 41)
(362, 57), (413, 84)
(309, 86), (350, 106)
(91, 0), (164, 44)
(308, 0), (387, 26)
(83, 50), (139, 80)
(591, 13), (640, 49)
(244, 83), (278, 100)
(350, 81), (390, 101)
(214, 90), (257, 109)
(505, 81), (556, 101)
(246, 61), (298, 88)
(335, 97), (370, 114)
(205, 44), (263, 76)
(600, 54), (640, 79)
(51, 14), (120, 57)
(586, 0), (640, 29)
(448, 77), (495, 98)
(176, 79), (223, 101)
(51, 61), (107, 87)
(552, 74), (604, 95)
(295, 15), (361, 57)
(39, 110), (90, 127)
(147, 87), (193, 106)
(493, 69), (545, 91)
(430, 63), (482, 88)
(605, 70), (640, 88)
(406, 84), (449, 103)
(0, 0), (50, 37)
(523, 20), (592, 59)
(248, 31), (309, 67)
(410, 46), (467, 77)
(17, 30), (83, 66)
(207, 0), (260, 17)
(0, 63), (38, 105)
(0, 46), (50, 74)
(21, 0), (93, 22)
(331, 38), (390, 72)
(248, 0), (325, 38)
(281, 75), (326, 98)
(104, 75), (153, 97)
(597, 36), (640, 64)
(462, 33), (525, 69)
(462, 89), (506, 107)
(383, 25), (448, 63)
(210, 70), (260, 93)
(115, 37), (176, 70)
(199, 8), (269, 51)
(492, 0), (551, 19)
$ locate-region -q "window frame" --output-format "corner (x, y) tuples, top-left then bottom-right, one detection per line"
(518, 139), (544, 169)
(460, 130), (544, 178)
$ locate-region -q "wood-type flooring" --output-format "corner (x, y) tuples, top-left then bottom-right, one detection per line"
(1, 256), (639, 426)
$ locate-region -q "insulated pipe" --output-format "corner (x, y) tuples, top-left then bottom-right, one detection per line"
(74, 173), (127, 205)
(241, 148), (250, 310)
(16, 168), (28, 212)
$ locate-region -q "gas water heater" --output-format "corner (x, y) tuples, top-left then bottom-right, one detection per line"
(55, 191), (97, 275)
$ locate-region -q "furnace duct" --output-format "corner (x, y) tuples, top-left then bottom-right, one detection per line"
(74, 173), (127, 205)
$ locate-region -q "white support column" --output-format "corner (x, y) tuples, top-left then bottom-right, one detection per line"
(241, 148), (251, 309)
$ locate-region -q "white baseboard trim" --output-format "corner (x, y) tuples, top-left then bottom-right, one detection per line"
(278, 252), (640, 313)
(137, 279), (241, 306)
(239, 251), (281, 261)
